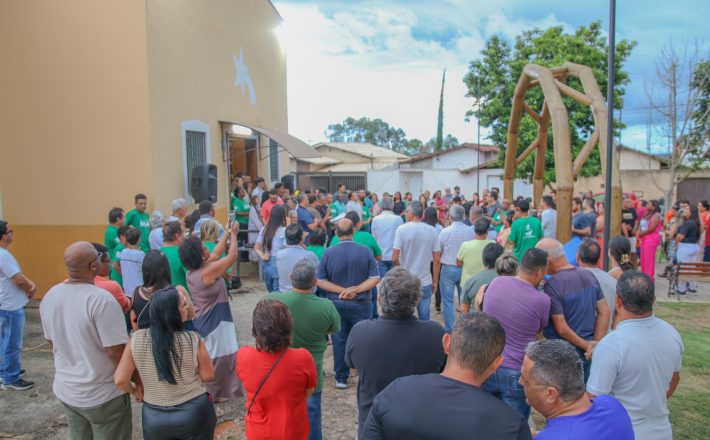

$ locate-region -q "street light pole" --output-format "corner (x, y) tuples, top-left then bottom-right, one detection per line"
(476, 77), (481, 194)
(602, 0), (616, 270)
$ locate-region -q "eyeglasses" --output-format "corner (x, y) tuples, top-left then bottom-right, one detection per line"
(96, 252), (104, 262)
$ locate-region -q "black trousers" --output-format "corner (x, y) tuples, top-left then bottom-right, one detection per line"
(142, 393), (216, 440)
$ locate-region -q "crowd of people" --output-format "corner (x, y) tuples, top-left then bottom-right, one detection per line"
(0, 176), (707, 440)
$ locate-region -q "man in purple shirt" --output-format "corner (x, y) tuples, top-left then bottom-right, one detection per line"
(521, 339), (634, 440)
(482, 247), (551, 418)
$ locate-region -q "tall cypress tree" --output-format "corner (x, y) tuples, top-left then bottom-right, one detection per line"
(435, 68), (446, 152)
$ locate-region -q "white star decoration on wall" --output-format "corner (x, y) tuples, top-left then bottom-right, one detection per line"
(233, 48), (257, 106)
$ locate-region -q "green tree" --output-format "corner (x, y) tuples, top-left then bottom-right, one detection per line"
(425, 134), (459, 151)
(464, 22), (636, 184)
(436, 69), (446, 151)
(325, 117), (408, 152)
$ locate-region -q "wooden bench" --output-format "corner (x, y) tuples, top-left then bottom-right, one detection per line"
(668, 262), (710, 301)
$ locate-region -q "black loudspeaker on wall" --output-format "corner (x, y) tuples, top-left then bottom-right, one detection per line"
(281, 174), (295, 193)
(191, 164), (218, 203)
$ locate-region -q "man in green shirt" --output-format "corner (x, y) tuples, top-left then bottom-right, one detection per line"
(266, 260), (341, 440)
(329, 211), (382, 259)
(231, 187), (249, 228)
(509, 199), (543, 262)
(104, 207), (125, 262)
(125, 193), (150, 252)
(160, 221), (189, 293)
(490, 199), (511, 233)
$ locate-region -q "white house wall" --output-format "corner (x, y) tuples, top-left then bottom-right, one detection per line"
(367, 169), (533, 199)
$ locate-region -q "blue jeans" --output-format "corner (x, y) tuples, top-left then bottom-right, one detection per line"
(0, 308), (25, 384)
(439, 265), (462, 332)
(417, 285), (432, 321)
(331, 300), (371, 383)
(482, 366), (530, 419)
(262, 259), (279, 293)
(307, 391), (322, 440)
(375, 261), (395, 319)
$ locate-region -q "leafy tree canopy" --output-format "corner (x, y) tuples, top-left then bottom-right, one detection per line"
(325, 116), (458, 156)
(464, 21), (636, 184)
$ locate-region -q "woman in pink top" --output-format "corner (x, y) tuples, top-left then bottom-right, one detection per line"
(636, 200), (662, 281)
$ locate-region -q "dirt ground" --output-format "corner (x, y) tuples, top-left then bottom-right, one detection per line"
(1, 262), (707, 439)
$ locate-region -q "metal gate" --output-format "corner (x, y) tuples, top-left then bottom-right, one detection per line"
(677, 178), (710, 204)
(294, 172), (367, 193)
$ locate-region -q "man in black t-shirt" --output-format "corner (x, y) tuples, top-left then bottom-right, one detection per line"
(346, 268), (446, 438)
(361, 313), (531, 440)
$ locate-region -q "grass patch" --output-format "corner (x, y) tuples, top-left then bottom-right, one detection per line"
(656, 303), (710, 440)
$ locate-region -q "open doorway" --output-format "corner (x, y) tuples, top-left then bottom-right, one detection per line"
(229, 135), (258, 183)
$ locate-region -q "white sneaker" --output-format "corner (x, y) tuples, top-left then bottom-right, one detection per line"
(335, 381), (347, 389)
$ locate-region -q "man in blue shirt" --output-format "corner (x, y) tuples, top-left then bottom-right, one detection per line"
(317, 218), (380, 389)
(571, 197), (592, 239)
(536, 238), (610, 381)
(521, 339), (634, 440)
(297, 194), (320, 245)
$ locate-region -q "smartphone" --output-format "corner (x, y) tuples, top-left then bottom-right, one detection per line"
(228, 211), (236, 226)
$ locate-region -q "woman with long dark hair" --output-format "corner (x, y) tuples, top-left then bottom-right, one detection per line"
(608, 235), (635, 281)
(254, 205), (287, 292)
(636, 199), (662, 281)
(674, 206), (701, 294)
(179, 222), (243, 402)
(115, 288), (216, 440)
(131, 250), (194, 331)
(392, 192), (405, 218)
(237, 300), (316, 440)
(423, 206), (442, 233)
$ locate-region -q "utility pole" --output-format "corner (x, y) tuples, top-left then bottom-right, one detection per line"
(602, 0), (616, 270)
(476, 77), (481, 194)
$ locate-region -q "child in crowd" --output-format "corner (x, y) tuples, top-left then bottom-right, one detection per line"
(118, 226), (145, 298)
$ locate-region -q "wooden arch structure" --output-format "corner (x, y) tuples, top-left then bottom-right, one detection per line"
(503, 62), (621, 243)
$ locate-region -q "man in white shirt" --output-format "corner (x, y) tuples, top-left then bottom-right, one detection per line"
(251, 177), (267, 202)
(0, 221), (36, 390)
(392, 201), (441, 321)
(371, 196), (404, 277)
(40, 242), (133, 439)
(540, 195), (557, 239)
(587, 271), (684, 440)
(438, 205), (474, 332)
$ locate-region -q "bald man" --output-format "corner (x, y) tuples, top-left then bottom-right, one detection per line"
(317, 218), (380, 389)
(536, 238), (610, 381)
(40, 241), (133, 439)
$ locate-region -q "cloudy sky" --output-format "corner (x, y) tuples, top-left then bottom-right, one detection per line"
(273, 0), (707, 152)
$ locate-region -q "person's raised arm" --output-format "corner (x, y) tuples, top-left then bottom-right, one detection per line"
(202, 222), (239, 285)
(208, 223), (231, 261)
(177, 286), (195, 321)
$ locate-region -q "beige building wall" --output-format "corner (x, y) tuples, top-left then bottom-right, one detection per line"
(618, 149), (661, 170)
(0, 0), (288, 296)
(0, 0), (152, 296)
(145, 0), (289, 220)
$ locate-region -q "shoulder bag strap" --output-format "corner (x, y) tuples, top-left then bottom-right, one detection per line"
(247, 349), (288, 415)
